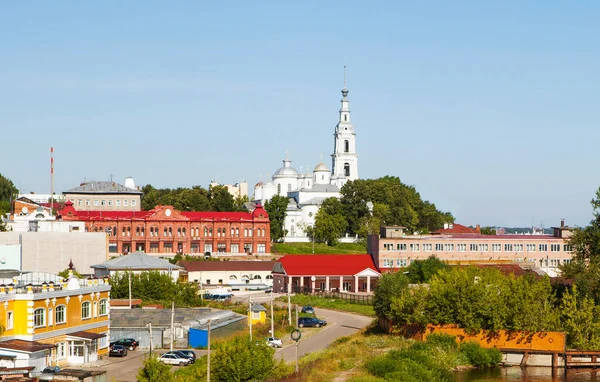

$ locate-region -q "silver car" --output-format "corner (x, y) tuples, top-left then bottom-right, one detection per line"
(158, 353), (192, 366)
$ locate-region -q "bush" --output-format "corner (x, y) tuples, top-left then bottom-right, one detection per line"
(137, 355), (173, 382)
(365, 356), (399, 377)
(459, 342), (501, 367)
(424, 333), (458, 351)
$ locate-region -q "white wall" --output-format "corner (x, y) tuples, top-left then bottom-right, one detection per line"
(0, 232), (108, 275)
(187, 269), (273, 286)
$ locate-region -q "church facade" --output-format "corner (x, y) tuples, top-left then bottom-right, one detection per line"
(253, 81), (359, 242)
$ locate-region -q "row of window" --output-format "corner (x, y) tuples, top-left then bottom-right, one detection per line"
(198, 274), (275, 284)
(32, 300), (108, 328)
(95, 225), (266, 239)
(77, 199), (137, 207)
(138, 242), (268, 254)
(383, 258), (573, 268)
(383, 243), (572, 253)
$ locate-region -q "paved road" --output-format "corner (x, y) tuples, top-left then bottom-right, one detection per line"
(92, 308), (371, 381)
(276, 308), (373, 362)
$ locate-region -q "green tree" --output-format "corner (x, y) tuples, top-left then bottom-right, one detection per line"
(211, 335), (275, 382)
(137, 355), (174, 382)
(264, 194), (288, 242)
(373, 271), (410, 320)
(562, 186), (600, 303)
(313, 198), (347, 246)
(0, 173), (17, 216)
(405, 256), (449, 284)
(480, 227), (497, 235)
(233, 194), (249, 212)
(209, 185), (235, 212)
(109, 271), (201, 307)
(559, 285), (600, 350)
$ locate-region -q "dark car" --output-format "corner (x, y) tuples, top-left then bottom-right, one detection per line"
(177, 350), (197, 361)
(109, 345), (128, 357)
(298, 317), (327, 328)
(164, 351), (195, 363)
(110, 338), (139, 351)
(301, 306), (315, 314)
(39, 366), (60, 381)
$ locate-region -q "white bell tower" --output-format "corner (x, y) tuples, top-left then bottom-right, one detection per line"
(331, 66), (359, 182)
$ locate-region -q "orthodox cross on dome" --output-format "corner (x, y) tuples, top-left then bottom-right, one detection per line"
(342, 66), (349, 98)
(285, 150), (290, 160)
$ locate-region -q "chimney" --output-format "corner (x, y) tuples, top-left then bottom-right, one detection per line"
(561, 218), (565, 227)
(476, 224), (481, 233)
(444, 223), (449, 229)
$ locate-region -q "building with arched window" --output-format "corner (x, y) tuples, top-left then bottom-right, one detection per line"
(59, 203), (271, 256)
(253, 78), (360, 242)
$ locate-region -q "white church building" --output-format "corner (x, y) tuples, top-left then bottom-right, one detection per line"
(253, 80), (359, 242)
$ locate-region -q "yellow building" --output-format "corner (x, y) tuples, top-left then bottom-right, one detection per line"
(0, 272), (111, 373)
(248, 303), (266, 326)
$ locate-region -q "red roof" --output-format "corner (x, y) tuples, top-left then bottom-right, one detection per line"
(433, 223), (479, 235)
(180, 260), (275, 272)
(276, 254), (380, 276)
(181, 211), (254, 221)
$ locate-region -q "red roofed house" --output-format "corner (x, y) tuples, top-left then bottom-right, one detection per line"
(272, 254), (381, 294)
(59, 203), (270, 256)
(432, 223), (481, 235)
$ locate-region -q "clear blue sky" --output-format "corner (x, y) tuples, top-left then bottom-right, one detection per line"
(1, 1), (598, 228)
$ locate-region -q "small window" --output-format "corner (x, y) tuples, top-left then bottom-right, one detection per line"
(123, 200), (129, 207)
(131, 200), (136, 206)
(116, 200), (121, 207)
(344, 140), (349, 153)
(81, 302), (91, 319)
(56, 305), (66, 324)
(101, 200), (105, 206)
(108, 200), (113, 206)
(6, 311), (13, 330)
(94, 200), (99, 207)
(34, 308), (46, 327)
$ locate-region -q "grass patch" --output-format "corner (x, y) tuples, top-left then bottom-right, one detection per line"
(277, 332), (501, 382)
(271, 242), (366, 255)
(286, 294), (376, 317)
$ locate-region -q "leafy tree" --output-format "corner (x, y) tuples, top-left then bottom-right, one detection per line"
(209, 185), (235, 212)
(233, 194), (249, 212)
(389, 285), (429, 329)
(264, 194), (288, 242)
(340, 177), (453, 236)
(562, 186), (600, 303)
(480, 227), (496, 235)
(137, 355), (174, 382)
(211, 335), (275, 382)
(405, 256), (449, 284)
(373, 271), (410, 320)
(559, 285), (600, 350)
(0, 173), (17, 216)
(109, 271), (201, 307)
(313, 198), (347, 246)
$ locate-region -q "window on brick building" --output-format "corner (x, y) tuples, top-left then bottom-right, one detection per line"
(182, 228), (186, 237)
(209, 228), (213, 237)
(236, 228), (239, 237)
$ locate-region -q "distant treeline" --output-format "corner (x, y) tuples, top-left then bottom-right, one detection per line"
(140, 184), (248, 212)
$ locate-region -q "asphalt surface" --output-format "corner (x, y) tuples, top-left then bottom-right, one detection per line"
(92, 307), (372, 381)
(275, 308), (373, 362)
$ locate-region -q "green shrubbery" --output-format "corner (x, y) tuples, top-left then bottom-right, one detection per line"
(363, 334), (498, 382)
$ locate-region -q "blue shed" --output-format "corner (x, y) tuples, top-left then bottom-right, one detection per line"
(189, 328), (209, 348)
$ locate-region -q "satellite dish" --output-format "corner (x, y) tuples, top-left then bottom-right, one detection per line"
(21, 207), (28, 214)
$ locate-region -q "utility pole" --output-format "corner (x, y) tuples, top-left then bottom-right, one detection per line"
(148, 322), (153, 355)
(128, 271), (132, 309)
(249, 295), (253, 341)
(287, 293), (292, 326)
(270, 290), (274, 338)
(207, 320), (211, 382)
(170, 301), (174, 352)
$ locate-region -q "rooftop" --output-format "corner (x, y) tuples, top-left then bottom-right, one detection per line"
(274, 254), (380, 276)
(92, 252), (183, 271)
(64, 181), (142, 195)
(179, 260), (276, 272)
(0, 339), (56, 353)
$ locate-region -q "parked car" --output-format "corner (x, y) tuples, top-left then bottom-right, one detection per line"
(298, 317), (327, 328)
(109, 345), (128, 357)
(301, 306), (315, 314)
(177, 350), (197, 361)
(158, 353), (192, 366)
(266, 337), (283, 348)
(39, 366), (60, 381)
(110, 338), (139, 351)
(164, 351), (195, 363)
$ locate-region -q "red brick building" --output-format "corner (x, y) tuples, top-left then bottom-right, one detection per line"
(59, 202), (271, 255)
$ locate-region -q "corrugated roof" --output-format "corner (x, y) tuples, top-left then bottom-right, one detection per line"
(276, 254), (379, 276)
(0, 340), (56, 353)
(64, 181), (142, 195)
(180, 260), (275, 272)
(91, 252), (182, 270)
